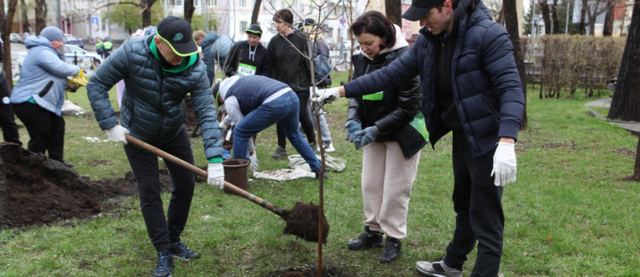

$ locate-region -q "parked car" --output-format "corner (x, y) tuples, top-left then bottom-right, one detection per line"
(10, 33), (21, 43)
(63, 34), (84, 48)
(15, 44), (102, 80)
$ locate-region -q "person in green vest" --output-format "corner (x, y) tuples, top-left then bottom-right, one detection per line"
(95, 37), (104, 58)
(102, 37), (113, 58)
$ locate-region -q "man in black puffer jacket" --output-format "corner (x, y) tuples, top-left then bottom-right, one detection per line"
(87, 16), (224, 277)
(316, 0), (524, 275)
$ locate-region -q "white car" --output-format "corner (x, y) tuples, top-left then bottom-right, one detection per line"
(15, 45), (103, 79)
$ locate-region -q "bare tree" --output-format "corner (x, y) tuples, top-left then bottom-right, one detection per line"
(504, 0), (528, 129)
(252, 0), (263, 24)
(385, 0), (402, 25)
(602, 0), (615, 36)
(608, 0), (640, 179)
(0, 0), (19, 89)
(579, 0), (587, 34)
(20, 0), (30, 33)
(539, 0), (552, 34)
(35, 0), (45, 34)
(583, 0), (609, 35)
(551, 0), (560, 33)
(184, 0), (195, 22)
(141, 0), (158, 27)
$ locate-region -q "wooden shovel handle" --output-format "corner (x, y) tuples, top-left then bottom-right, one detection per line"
(125, 134), (285, 217)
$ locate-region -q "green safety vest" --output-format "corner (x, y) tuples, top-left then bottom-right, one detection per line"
(103, 41), (113, 50)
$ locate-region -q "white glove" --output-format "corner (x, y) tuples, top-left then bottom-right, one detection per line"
(207, 163), (225, 189)
(491, 142), (517, 187)
(250, 152), (259, 171)
(219, 121), (229, 130)
(106, 125), (130, 145)
(315, 88), (340, 104)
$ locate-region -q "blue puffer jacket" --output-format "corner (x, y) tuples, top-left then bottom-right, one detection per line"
(344, 0), (524, 158)
(10, 36), (80, 116)
(86, 36), (223, 160)
(200, 32), (234, 84)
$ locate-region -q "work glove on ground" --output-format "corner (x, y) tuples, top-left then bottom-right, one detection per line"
(314, 88), (340, 104)
(106, 125), (130, 145)
(344, 120), (363, 144)
(207, 163), (225, 189)
(250, 152), (259, 171)
(491, 142), (517, 187)
(354, 126), (379, 150)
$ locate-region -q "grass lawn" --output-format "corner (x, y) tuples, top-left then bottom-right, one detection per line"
(1, 79), (639, 277)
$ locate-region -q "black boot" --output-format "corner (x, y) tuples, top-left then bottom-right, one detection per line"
(347, 226), (383, 250)
(379, 237), (401, 263)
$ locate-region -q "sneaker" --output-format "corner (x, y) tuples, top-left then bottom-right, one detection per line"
(415, 258), (463, 277)
(315, 171), (328, 179)
(347, 227), (383, 250)
(154, 249), (174, 277)
(222, 149), (231, 160)
(271, 146), (288, 159)
(170, 241), (200, 261)
(379, 237), (401, 263)
(324, 142), (335, 153)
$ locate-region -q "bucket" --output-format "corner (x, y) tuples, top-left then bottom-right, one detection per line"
(222, 158), (250, 195)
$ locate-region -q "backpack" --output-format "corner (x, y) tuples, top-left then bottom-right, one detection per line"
(314, 55), (332, 88)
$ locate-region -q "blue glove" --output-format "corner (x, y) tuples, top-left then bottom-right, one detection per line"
(355, 126), (379, 150)
(343, 120), (363, 144)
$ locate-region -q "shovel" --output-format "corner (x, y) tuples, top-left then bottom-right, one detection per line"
(125, 134), (329, 242)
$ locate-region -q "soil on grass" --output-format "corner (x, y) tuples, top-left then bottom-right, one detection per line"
(0, 142), (189, 229)
(262, 266), (358, 277)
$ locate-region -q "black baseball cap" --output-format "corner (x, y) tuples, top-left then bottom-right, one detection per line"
(402, 0), (446, 21)
(245, 24), (263, 36)
(157, 16), (198, 57)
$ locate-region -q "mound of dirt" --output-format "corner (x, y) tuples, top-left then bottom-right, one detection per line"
(262, 267), (357, 277)
(0, 142), (177, 229)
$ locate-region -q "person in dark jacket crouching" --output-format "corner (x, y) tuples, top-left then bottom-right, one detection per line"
(213, 75), (327, 179)
(316, 0), (524, 275)
(86, 16), (225, 277)
(343, 11), (425, 264)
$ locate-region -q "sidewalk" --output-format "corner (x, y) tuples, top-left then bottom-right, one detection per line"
(585, 98), (640, 134)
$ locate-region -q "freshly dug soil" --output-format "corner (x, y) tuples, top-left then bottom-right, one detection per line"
(0, 142), (176, 229)
(282, 202), (330, 243)
(262, 267), (357, 277)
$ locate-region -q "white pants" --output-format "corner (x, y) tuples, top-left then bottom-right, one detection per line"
(361, 141), (421, 240)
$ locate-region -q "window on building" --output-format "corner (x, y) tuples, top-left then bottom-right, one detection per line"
(240, 0), (247, 7)
(208, 0), (217, 7)
(240, 21), (248, 32)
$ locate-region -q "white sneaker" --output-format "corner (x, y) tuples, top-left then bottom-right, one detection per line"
(324, 142), (335, 152)
(415, 259), (462, 277)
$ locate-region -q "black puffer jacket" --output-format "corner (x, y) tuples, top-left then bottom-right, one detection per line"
(347, 47), (424, 157)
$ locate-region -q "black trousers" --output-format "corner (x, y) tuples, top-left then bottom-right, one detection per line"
(13, 102), (65, 161)
(0, 72), (20, 144)
(124, 128), (196, 252)
(445, 132), (504, 276)
(276, 92), (315, 147)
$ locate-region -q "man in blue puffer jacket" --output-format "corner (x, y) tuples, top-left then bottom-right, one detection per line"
(11, 26), (80, 167)
(193, 30), (235, 86)
(86, 16), (224, 277)
(316, 0), (524, 275)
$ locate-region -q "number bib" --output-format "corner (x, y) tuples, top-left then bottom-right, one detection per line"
(237, 63), (257, 76)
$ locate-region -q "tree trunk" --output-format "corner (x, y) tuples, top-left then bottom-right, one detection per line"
(184, 0), (195, 23)
(251, 0), (262, 24)
(20, 0), (29, 33)
(579, 0), (587, 34)
(602, 0), (615, 36)
(635, 135), (640, 180)
(539, 0), (552, 34)
(504, 0), (528, 129)
(35, 0), (46, 35)
(385, 0), (402, 26)
(1, 0), (19, 89)
(141, 0), (157, 28)
(608, 0), (640, 122)
(551, 0), (560, 34)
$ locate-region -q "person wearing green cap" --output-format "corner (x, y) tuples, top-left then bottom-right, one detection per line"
(86, 16), (224, 277)
(224, 23), (271, 77)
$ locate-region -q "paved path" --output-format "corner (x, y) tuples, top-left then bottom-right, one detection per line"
(585, 98), (640, 134)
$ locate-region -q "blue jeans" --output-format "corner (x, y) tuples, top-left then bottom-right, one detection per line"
(232, 90), (322, 171)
